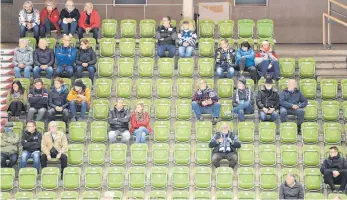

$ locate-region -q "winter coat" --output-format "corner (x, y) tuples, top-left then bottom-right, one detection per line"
(257, 85), (280, 109)
(60, 8), (80, 22)
(78, 10), (101, 30)
(1, 130), (19, 154)
(279, 89), (308, 109)
(178, 30), (197, 47)
(34, 48), (55, 66)
(130, 112), (152, 133)
(108, 107), (131, 132)
(233, 88), (254, 107)
(40, 8), (61, 34)
(18, 8), (40, 26)
(156, 25), (177, 45)
(236, 48), (255, 69)
(41, 131), (68, 157)
(55, 45), (77, 66)
(7, 90), (28, 107)
(75, 47), (97, 66)
(279, 181), (304, 200)
(67, 86), (91, 107)
(215, 47), (236, 65)
(48, 85), (69, 109)
(28, 88), (49, 109)
(209, 131), (241, 154)
(21, 130), (42, 153)
(192, 87), (219, 107)
(13, 47), (33, 66)
(320, 154), (347, 174)
(254, 47), (278, 66)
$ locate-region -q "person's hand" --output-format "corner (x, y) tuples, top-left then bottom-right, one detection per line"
(218, 138), (223, 143)
(41, 65), (47, 70)
(78, 95), (86, 100)
(85, 27), (91, 33)
(269, 108), (275, 113)
(56, 107), (63, 112)
(56, 153), (61, 160)
(82, 63), (88, 67)
(67, 18), (73, 23)
(263, 107), (269, 113)
(201, 101), (208, 106)
(240, 70), (244, 74)
(333, 170), (340, 177)
(47, 155), (52, 161)
(205, 99), (213, 105)
(18, 63), (25, 68)
(27, 22), (33, 29)
(183, 42), (189, 47)
(292, 105), (299, 110)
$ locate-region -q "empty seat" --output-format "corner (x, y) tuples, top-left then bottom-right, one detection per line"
(119, 38), (136, 57)
(193, 191), (211, 200)
(198, 38), (215, 57)
(151, 166), (168, 189)
(176, 99), (192, 120)
(304, 168), (322, 191)
(126, 191), (145, 199)
(172, 166), (190, 189)
(304, 100), (318, 121)
(38, 191), (56, 200)
(238, 19), (254, 38)
(321, 79), (338, 99)
(238, 191), (256, 200)
(174, 143), (191, 165)
(199, 19), (215, 38)
(259, 144), (276, 166)
(299, 57), (316, 78)
(260, 192), (278, 200)
(323, 122), (342, 144)
(67, 144), (84, 166)
(92, 99), (110, 120)
(136, 79), (152, 98)
(90, 121), (108, 143)
(216, 167), (233, 189)
(101, 19), (117, 38)
(120, 19), (137, 38)
(63, 167), (81, 190)
(196, 121), (213, 142)
(280, 145), (298, 167)
(278, 78), (289, 91)
(107, 167), (125, 189)
(279, 58), (296, 78)
(148, 190), (167, 200)
(219, 99), (233, 119)
(118, 57), (134, 77)
(85, 167), (103, 189)
(260, 167), (277, 190)
(154, 99), (171, 119)
(218, 20), (234, 38)
(139, 38), (156, 57)
(56, 121), (67, 133)
(95, 78), (112, 98)
(128, 166), (146, 189)
(88, 143), (106, 165)
(238, 167), (255, 190)
(174, 121), (192, 142)
(305, 193), (325, 200)
(341, 79), (347, 99)
(303, 145), (320, 167)
(158, 57), (174, 77)
(178, 58), (195, 77)
(19, 168), (37, 190)
(259, 122), (276, 143)
(99, 38), (116, 57)
(116, 78), (132, 98)
(217, 79), (234, 98)
(280, 122), (298, 143)
(42, 78), (52, 89)
(343, 101), (347, 120)
(41, 167), (60, 190)
(109, 143), (127, 165)
(81, 191), (100, 200)
(238, 144), (255, 166)
(12, 121), (24, 138)
(172, 191), (190, 200)
(140, 19), (156, 38)
(216, 191), (233, 200)
(238, 121), (255, 143)
(35, 121), (45, 134)
(322, 100), (339, 121)
(301, 122), (319, 143)
(152, 143), (169, 165)
(177, 78), (194, 98)
(153, 121), (171, 142)
(156, 79), (173, 98)
(1, 168), (15, 191)
(69, 121), (87, 143)
(44, 37), (56, 50)
(194, 167), (212, 189)
(138, 57), (155, 77)
(14, 192), (34, 200)
(195, 143), (211, 165)
(131, 143), (148, 165)
(198, 57), (215, 77)
(328, 193), (347, 200)
(257, 19), (274, 38)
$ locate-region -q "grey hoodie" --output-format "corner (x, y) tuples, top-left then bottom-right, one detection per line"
(279, 181), (304, 200)
(13, 47), (33, 66)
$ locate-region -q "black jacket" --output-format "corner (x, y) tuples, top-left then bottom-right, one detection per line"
(108, 107), (131, 132)
(59, 8), (80, 22)
(75, 47), (97, 66)
(215, 47), (236, 65)
(233, 88), (254, 107)
(28, 88), (49, 109)
(209, 131), (241, 153)
(280, 88), (308, 109)
(21, 130), (42, 152)
(156, 25), (177, 45)
(257, 85), (280, 109)
(34, 48), (54, 66)
(48, 85), (69, 109)
(279, 181), (304, 200)
(320, 154), (347, 174)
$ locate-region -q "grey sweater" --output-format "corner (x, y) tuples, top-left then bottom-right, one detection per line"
(13, 47), (33, 66)
(279, 181), (304, 200)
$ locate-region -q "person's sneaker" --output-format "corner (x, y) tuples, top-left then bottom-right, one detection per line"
(198, 116), (204, 121)
(70, 117), (77, 122)
(332, 189), (338, 193)
(212, 117), (219, 125)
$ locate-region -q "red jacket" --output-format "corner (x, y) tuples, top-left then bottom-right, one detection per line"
(78, 10), (101, 30)
(40, 8), (61, 34)
(130, 112), (152, 133)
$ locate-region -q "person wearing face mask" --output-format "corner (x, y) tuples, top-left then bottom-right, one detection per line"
(33, 39), (54, 79)
(209, 122), (241, 168)
(1, 122), (20, 168)
(47, 78), (69, 125)
(279, 174), (304, 200)
(279, 79), (307, 133)
(13, 38), (33, 79)
(55, 35), (77, 78)
(27, 78), (49, 122)
(256, 75), (279, 122)
(236, 41), (257, 83)
(232, 77), (254, 122)
(60, 0), (80, 37)
(39, 0), (61, 37)
(255, 40), (281, 80)
(19, 1), (40, 42)
(67, 80), (91, 121)
(177, 21), (197, 58)
(215, 38), (237, 78)
(78, 2), (100, 41)
(130, 103), (152, 143)
(156, 16), (177, 58)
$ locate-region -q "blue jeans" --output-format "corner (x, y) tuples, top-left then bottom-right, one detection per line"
(76, 65), (95, 81)
(69, 100), (88, 119)
(133, 126), (149, 143)
(178, 46), (194, 57)
(233, 102), (254, 122)
(258, 60), (280, 79)
(61, 21), (78, 35)
(20, 150), (41, 172)
(259, 110), (279, 122)
(33, 65), (53, 79)
(215, 63), (238, 78)
(56, 65), (74, 78)
(40, 18), (55, 37)
(14, 65), (31, 78)
(78, 27), (99, 41)
(280, 107), (305, 126)
(192, 101), (221, 118)
(157, 44), (176, 58)
(20, 25), (39, 41)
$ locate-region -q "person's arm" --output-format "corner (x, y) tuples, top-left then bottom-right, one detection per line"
(67, 89), (76, 102)
(232, 92), (239, 107)
(48, 91), (57, 108)
(24, 50), (33, 66)
(68, 48), (77, 65)
(39, 9), (45, 25)
(189, 32), (197, 47)
(108, 110), (118, 125)
(298, 91), (308, 108)
(59, 9), (65, 21)
(215, 49), (221, 64)
(210, 90), (219, 104)
(230, 134), (241, 148)
(254, 51), (264, 66)
(279, 91), (293, 109)
(35, 89), (49, 106)
(130, 113), (138, 130)
(155, 27), (161, 40)
(46, 50), (55, 66)
(49, 9), (60, 24)
(78, 12), (86, 30)
(6, 91), (13, 106)
(90, 11), (101, 29)
(177, 32), (183, 46)
(244, 49), (255, 59)
(298, 184), (304, 200)
(28, 89), (41, 104)
(117, 109), (131, 123)
(59, 133), (68, 154)
(33, 50), (40, 66)
(75, 50), (82, 66)
(73, 9), (80, 22)
(41, 133), (50, 156)
(1, 136), (6, 147)
(269, 51), (278, 61)
(13, 50), (19, 66)
(60, 90), (69, 108)
(209, 134), (220, 148)
(249, 90), (254, 106)
(279, 184), (285, 199)
(274, 92), (280, 110)
(84, 88), (91, 105)
(88, 49), (97, 65)
(256, 92), (264, 109)
(34, 9), (40, 26)
(18, 10), (27, 26)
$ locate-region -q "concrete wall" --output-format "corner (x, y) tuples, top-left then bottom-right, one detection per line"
(2, 0), (347, 43)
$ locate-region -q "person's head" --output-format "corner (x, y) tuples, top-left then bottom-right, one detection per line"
(84, 2), (94, 14)
(74, 80), (84, 93)
(26, 121), (36, 133)
(264, 75), (273, 90)
(48, 121), (58, 134)
(23, 1), (34, 13)
(180, 20), (194, 32)
(4, 122), (14, 133)
(220, 122), (230, 134)
(287, 79), (297, 91)
(241, 41), (251, 52)
(220, 38), (229, 50)
(199, 79), (207, 90)
(54, 77), (64, 90)
(45, 0), (56, 12)
(135, 103), (144, 113)
(38, 39), (48, 50)
(162, 16), (171, 28)
(285, 174), (296, 186)
(115, 98), (124, 110)
(19, 38), (28, 49)
(11, 80), (24, 94)
(332, 196), (342, 200)
(62, 35), (71, 47)
(237, 77), (246, 90)
(34, 78), (43, 90)
(329, 146), (339, 158)
(65, 0), (75, 12)
(80, 39), (90, 50)
(261, 40), (270, 50)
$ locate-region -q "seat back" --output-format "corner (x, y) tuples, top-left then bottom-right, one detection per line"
(92, 99), (110, 120)
(257, 19), (274, 38)
(139, 38), (156, 57)
(97, 57), (114, 77)
(99, 38), (116, 57)
(119, 38), (136, 57)
(199, 19), (215, 38)
(238, 19), (255, 38)
(95, 78), (112, 98)
(218, 20), (234, 38)
(68, 121), (88, 143)
(101, 19), (117, 38)
(120, 19), (137, 38)
(140, 19), (156, 38)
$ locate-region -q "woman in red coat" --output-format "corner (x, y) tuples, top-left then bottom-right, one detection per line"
(130, 103), (152, 143)
(40, 0), (61, 37)
(78, 2), (100, 41)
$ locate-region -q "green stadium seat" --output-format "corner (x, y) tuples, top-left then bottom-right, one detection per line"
(301, 122), (319, 143)
(139, 38), (156, 57)
(41, 167), (60, 190)
(216, 191), (233, 200)
(19, 168), (37, 190)
(238, 19), (255, 38)
(238, 121), (255, 143)
(128, 166), (146, 189)
(88, 143), (106, 165)
(281, 168), (300, 182)
(342, 101), (347, 120)
(58, 37), (77, 47)
(259, 122), (276, 143)
(42, 78), (52, 89)
(174, 143), (191, 165)
(341, 79), (347, 99)
(107, 167), (125, 189)
(260, 192), (278, 200)
(55, 121), (66, 133)
(238, 191), (256, 200)
(172, 191), (189, 200)
(199, 19), (215, 38)
(278, 78), (289, 91)
(101, 19), (117, 38)
(328, 193), (347, 200)
(153, 121), (171, 142)
(152, 143), (169, 165)
(14, 78), (30, 93)
(257, 19), (274, 38)
(1, 168), (15, 191)
(35, 121), (45, 133)
(220, 99), (233, 119)
(198, 57), (214, 77)
(176, 99), (192, 120)
(281, 145), (298, 167)
(172, 166), (190, 189)
(12, 121), (24, 138)
(260, 167), (277, 190)
(140, 19), (156, 38)
(133, 99), (152, 116)
(44, 37), (56, 50)
(120, 19), (137, 38)
(136, 79), (152, 98)
(322, 100), (339, 121)
(217, 79), (234, 98)
(195, 143), (211, 165)
(99, 38), (116, 57)
(303, 145), (320, 167)
(154, 99), (171, 120)
(320, 79), (338, 99)
(117, 57), (134, 77)
(304, 168), (322, 191)
(104, 191), (122, 200)
(299, 57), (316, 78)
(138, 57), (155, 77)
(198, 38), (215, 57)
(280, 122), (298, 143)
(194, 167), (212, 189)
(62, 78), (72, 90)
(238, 167), (255, 189)
(323, 122), (342, 144)
(156, 79), (173, 98)
(174, 121), (192, 142)
(37, 191), (56, 200)
(119, 38), (136, 57)
(216, 167), (233, 189)
(131, 143), (148, 165)
(148, 191), (167, 200)
(116, 78), (132, 98)
(305, 193), (325, 200)
(63, 167), (81, 190)
(67, 144), (84, 166)
(85, 167), (103, 189)
(151, 166), (168, 189)
(178, 57), (195, 77)
(81, 191), (100, 200)
(304, 100), (318, 121)
(158, 57), (174, 77)
(14, 192), (34, 200)
(95, 78), (112, 98)
(90, 121), (108, 143)
(259, 144), (276, 166)
(0, 193), (10, 200)
(22, 37), (36, 50)
(69, 121), (87, 143)
(109, 143), (127, 165)
(196, 121), (213, 142)
(126, 191), (145, 199)
(75, 78), (92, 89)
(218, 20), (234, 38)
(177, 78), (194, 98)
(238, 144), (254, 166)
(92, 99), (110, 120)
(193, 191), (211, 200)
(82, 37), (96, 51)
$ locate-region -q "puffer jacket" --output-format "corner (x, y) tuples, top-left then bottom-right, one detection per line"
(257, 85), (279, 109)
(41, 131), (68, 156)
(55, 45), (77, 66)
(75, 47), (97, 66)
(108, 107), (131, 132)
(233, 88), (254, 107)
(156, 25), (177, 45)
(192, 87), (219, 107)
(236, 48), (255, 69)
(1, 130), (19, 154)
(21, 130), (42, 153)
(13, 47), (33, 66)
(34, 48), (55, 66)
(28, 88), (49, 109)
(215, 47), (236, 65)
(279, 181), (304, 200)
(67, 84), (91, 107)
(49, 84), (69, 109)
(178, 30), (197, 47)
(60, 8), (80, 22)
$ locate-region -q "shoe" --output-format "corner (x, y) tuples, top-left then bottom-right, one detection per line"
(68, 33), (73, 38)
(212, 117), (219, 125)
(332, 189), (338, 193)
(198, 116), (204, 121)
(70, 117), (77, 122)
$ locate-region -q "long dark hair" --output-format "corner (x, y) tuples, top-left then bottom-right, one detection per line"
(10, 80), (24, 95)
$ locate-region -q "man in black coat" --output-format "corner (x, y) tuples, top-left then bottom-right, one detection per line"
(156, 16), (177, 58)
(75, 38), (96, 82)
(27, 78), (49, 121)
(257, 76), (279, 122)
(47, 78), (70, 125)
(279, 174), (304, 200)
(33, 39), (54, 79)
(108, 98), (131, 143)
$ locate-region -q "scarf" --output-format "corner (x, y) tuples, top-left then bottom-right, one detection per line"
(236, 88), (251, 103)
(135, 111), (145, 122)
(219, 133), (231, 153)
(12, 91), (20, 99)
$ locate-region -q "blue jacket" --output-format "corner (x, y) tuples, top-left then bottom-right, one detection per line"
(236, 48), (255, 68)
(55, 45), (77, 66)
(279, 88), (308, 109)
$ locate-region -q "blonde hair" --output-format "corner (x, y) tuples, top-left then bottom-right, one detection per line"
(180, 21), (195, 32)
(45, 0), (56, 9)
(23, 1), (33, 9)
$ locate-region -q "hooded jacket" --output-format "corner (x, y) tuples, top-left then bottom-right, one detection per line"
(130, 112), (152, 133)
(209, 131), (241, 153)
(60, 8), (80, 23)
(67, 85), (91, 107)
(192, 87), (219, 107)
(40, 8), (61, 34)
(13, 47), (33, 66)
(156, 25), (177, 45)
(108, 107), (131, 132)
(236, 48), (255, 69)
(41, 131), (68, 157)
(78, 10), (101, 30)
(75, 47), (97, 66)
(19, 8), (40, 27)
(279, 181), (304, 200)
(1, 130), (19, 154)
(34, 47), (55, 66)
(233, 87), (254, 107)
(21, 129), (42, 153)
(49, 84), (69, 109)
(279, 88), (308, 109)
(215, 47), (236, 65)
(320, 154), (347, 174)
(55, 45), (77, 66)
(28, 88), (49, 109)
(257, 85), (280, 110)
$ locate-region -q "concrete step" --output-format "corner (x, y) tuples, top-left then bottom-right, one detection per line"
(0, 76), (14, 83)
(0, 62), (14, 68)
(316, 69), (347, 76)
(316, 63), (347, 69)
(0, 56), (13, 62)
(276, 49), (347, 57)
(0, 91), (8, 97)
(0, 49), (14, 55)
(0, 69), (14, 75)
